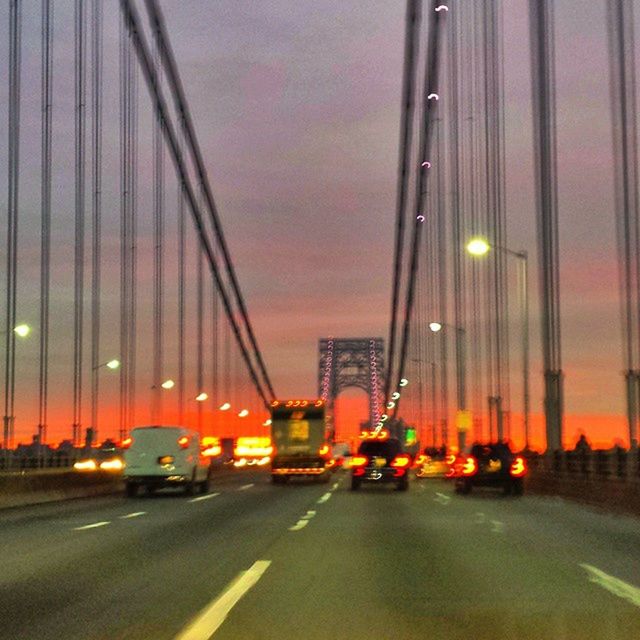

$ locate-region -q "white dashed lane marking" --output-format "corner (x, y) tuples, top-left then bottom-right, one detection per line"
(174, 560), (271, 639)
(580, 563), (640, 609)
(238, 484), (254, 491)
(317, 492), (332, 504)
(119, 511), (146, 519)
(189, 492), (221, 503)
(73, 521), (110, 531)
(289, 519), (309, 532)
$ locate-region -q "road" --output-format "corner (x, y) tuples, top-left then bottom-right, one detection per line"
(2, 469), (640, 640)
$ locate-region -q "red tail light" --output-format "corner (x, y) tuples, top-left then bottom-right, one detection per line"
(462, 456), (477, 476)
(351, 455), (368, 467)
(178, 436), (190, 449)
(391, 454), (411, 468)
(510, 456), (527, 477)
(121, 437), (133, 449)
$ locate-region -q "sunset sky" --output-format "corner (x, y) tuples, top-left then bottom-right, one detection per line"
(0, 1), (635, 449)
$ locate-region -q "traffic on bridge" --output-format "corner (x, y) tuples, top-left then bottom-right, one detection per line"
(1, 1), (640, 639)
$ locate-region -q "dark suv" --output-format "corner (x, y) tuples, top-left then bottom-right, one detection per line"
(450, 442), (526, 496)
(350, 438), (411, 491)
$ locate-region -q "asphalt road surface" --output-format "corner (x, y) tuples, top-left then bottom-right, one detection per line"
(2, 469), (640, 640)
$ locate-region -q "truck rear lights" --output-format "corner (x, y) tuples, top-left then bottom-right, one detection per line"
(121, 437), (133, 449)
(178, 436), (190, 449)
(510, 456), (527, 477)
(158, 455), (175, 465)
(318, 444), (330, 456)
(462, 456), (477, 476)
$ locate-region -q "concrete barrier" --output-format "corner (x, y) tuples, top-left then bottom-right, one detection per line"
(0, 470), (124, 509)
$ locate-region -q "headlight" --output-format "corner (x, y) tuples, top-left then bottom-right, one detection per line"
(74, 459), (97, 472)
(99, 458), (124, 471)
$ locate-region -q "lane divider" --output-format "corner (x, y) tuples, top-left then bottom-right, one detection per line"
(433, 492), (451, 505)
(300, 510), (316, 520)
(490, 520), (505, 534)
(119, 511), (147, 519)
(317, 492), (332, 504)
(331, 481), (340, 491)
(73, 521), (110, 531)
(174, 560), (271, 640)
(580, 563), (640, 609)
(238, 484), (254, 491)
(189, 492), (221, 504)
(288, 519), (309, 532)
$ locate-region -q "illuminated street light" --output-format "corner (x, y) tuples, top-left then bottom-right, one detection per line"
(160, 379), (175, 390)
(219, 402), (231, 411)
(262, 419), (272, 427)
(466, 237), (491, 256)
(106, 359), (120, 370)
(195, 392), (208, 402)
(238, 409), (249, 418)
(391, 391), (400, 400)
(429, 322), (443, 333)
(13, 324), (31, 338)
(399, 378), (409, 387)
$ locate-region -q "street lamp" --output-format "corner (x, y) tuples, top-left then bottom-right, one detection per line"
(160, 379), (175, 390)
(238, 409), (249, 418)
(93, 358), (120, 371)
(13, 323), (31, 338)
(429, 321), (468, 451)
(219, 402), (231, 411)
(195, 392), (208, 402)
(466, 237), (530, 449)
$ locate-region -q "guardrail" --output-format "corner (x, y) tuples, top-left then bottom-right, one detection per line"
(525, 448), (640, 482)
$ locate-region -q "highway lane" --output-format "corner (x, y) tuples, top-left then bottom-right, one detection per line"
(2, 471), (640, 639)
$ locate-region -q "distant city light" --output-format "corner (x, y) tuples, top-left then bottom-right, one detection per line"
(14, 324), (31, 338)
(466, 237), (490, 256)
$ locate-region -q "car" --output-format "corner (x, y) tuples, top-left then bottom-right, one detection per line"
(449, 442), (527, 496)
(122, 425), (211, 497)
(415, 447), (451, 478)
(350, 437), (411, 491)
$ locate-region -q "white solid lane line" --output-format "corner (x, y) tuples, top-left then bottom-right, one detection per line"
(73, 521), (110, 531)
(189, 492), (221, 503)
(580, 563), (640, 608)
(238, 484), (254, 491)
(317, 492), (332, 504)
(174, 560), (271, 640)
(289, 520), (309, 531)
(119, 511), (146, 519)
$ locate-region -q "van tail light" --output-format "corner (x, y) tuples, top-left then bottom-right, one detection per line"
(462, 456), (477, 476)
(510, 456), (527, 477)
(121, 437), (133, 449)
(351, 455), (368, 467)
(391, 454), (411, 468)
(178, 436), (190, 449)
(318, 444), (330, 456)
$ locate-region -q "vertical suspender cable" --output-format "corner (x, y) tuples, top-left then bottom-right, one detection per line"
(119, 14), (129, 441)
(39, 0), (53, 447)
(211, 259), (218, 424)
(197, 245), (204, 435)
(3, 0), (22, 452)
(152, 38), (164, 423)
(177, 130), (186, 425)
(90, 0), (103, 441)
(385, 0), (422, 404)
(73, 0), (86, 445)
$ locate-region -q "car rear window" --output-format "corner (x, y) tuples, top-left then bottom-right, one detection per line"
(358, 440), (401, 457)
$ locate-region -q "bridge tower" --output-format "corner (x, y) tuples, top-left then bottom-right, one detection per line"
(318, 338), (385, 439)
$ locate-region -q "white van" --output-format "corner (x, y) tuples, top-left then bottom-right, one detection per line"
(123, 426), (211, 497)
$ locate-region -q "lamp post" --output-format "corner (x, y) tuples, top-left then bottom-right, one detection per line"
(466, 237), (530, 449)
(90, 358), (120, 446)
(429, 321), (468, 451)
(3, 324), (32, 454)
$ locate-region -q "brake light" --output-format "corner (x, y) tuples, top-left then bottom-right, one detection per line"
(319, 444), (330, 456)
(462, 456), (477, 476)
(510, 456), (527, 477)
(178, 436), (190, 449)
(121, 437), (133, 449)
(391, 454), (411, 468)
(351, 455), (368, 467)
